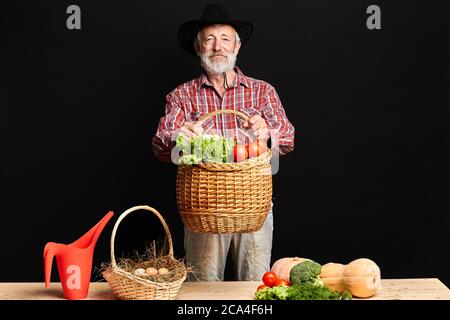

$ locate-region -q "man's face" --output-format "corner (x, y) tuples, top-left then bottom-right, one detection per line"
(195, 24), (241, 75)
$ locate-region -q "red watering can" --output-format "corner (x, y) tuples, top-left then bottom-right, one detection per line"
(44, 211), (114, 299)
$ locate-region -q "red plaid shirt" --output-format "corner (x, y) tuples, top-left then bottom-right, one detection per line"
(152, 67), (295, 162)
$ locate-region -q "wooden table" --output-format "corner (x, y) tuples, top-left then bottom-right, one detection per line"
(1, 279), (449, 300)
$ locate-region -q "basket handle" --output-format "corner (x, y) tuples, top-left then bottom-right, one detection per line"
(197, 109), (250, 127)
(110, 205), (174, 268)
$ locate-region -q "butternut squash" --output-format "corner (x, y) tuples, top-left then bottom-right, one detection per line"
(320, 258), (381, 298)
(270, 257), (310, 281)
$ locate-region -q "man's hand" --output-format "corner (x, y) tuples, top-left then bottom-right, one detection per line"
(179, 121), (204, 137)
(243, 115), (269, 141)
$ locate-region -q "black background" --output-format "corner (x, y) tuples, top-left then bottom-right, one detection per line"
(2, 0), (449, 286)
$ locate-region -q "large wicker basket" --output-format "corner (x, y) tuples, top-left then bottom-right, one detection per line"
(176, 110), (273, 234)
(102, 205), (187, 300)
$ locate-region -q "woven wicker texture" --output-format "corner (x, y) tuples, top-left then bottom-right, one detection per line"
(102, 205), (187, 300)
(176, 110), (273, 234)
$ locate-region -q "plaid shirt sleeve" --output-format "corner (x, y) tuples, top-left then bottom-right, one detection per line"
(152, 92), (186, 163)
(262, 85), (295, 156)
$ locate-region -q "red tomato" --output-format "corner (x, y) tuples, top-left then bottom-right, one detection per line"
(274, 279), (290, 287)
(257, 284), (269, 291)
(247, 143), (259, 158)
(247, 140), (268, 158)
(257, 140), (268, 154)
(262, 271), (278, 287)
(233, 145), (248, 162)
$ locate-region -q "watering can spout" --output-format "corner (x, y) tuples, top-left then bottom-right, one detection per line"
(43, 211), (114, 299)
(71, 211), (114, 250)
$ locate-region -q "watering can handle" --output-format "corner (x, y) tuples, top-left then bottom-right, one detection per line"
(43, 242), (60, 288)
(109, 205), (174, 268)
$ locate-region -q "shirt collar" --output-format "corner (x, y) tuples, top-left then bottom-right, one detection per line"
(198, 67), (250, 91)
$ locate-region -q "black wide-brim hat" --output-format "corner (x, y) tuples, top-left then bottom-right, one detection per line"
(178, 4), (253, 57)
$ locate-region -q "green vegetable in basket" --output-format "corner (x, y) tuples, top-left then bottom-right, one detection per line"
(178, 154), (203, 165)
(176, 134), (235, 165)
(175, 134), (191, 155)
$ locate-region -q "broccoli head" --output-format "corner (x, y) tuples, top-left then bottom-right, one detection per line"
(289, 260), (324, 286)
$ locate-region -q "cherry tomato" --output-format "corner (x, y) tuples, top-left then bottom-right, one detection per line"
(257, 284), (269, 291)
(247, 143), (259, 158)
(274, 279), (290, 287)
(262, 271), (278, 287)
(233, 144), (248, 162)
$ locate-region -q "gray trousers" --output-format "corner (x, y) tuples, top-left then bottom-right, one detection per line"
(184, 207), (273, 281)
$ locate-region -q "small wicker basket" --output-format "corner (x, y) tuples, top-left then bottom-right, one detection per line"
(176, 110), (273, 234)
(102, 205), (187, 300)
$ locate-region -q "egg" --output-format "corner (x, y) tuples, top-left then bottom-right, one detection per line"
(145, 267), (158, 276)
(133, 268), (146, 277)
(158, 267), (169, 275)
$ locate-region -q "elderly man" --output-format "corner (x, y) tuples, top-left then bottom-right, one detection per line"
(152, 4), (295, 281)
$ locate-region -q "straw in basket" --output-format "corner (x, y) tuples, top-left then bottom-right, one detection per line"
(176, 109), (273, 234)
(102, 205), (187, 300)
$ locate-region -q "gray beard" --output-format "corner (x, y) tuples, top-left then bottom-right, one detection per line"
(200, 52), (237, 75)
